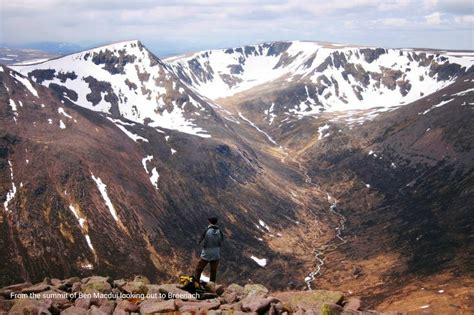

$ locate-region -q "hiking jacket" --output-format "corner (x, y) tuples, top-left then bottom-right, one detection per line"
(199, 225), (224, 261)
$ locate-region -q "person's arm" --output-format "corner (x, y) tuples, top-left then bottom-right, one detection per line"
(199, 227), (209, 244)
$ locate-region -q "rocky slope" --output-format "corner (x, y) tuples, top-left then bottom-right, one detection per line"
(1, 39), (474, 312)
(0, 274), (414, 314)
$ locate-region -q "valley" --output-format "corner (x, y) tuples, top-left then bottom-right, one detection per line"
(1, 39), (473, 312)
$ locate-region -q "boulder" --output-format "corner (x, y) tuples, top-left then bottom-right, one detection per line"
(343, 297), (361, 311)
(223, 291), (238, 304)
(220, 301), (242, 311)
(50, 279), (68, 291)
(274, 290), (344, 312)
(86, 305), (108, 315)
(113, 280), (126, 289)
(0, 289), (12, 299)
(37, 289), (72, 313)
(71, 282), (82, 293)
(215, 284), (225, 296)
(8, 298), (53, 315)
(121, 281), (148, 295)
(176, 299), (220, 312)
(320, 303), (343, 315)
(75, 297), (92, 309)
(139, 299), (176, 314)
(42, 278), (52, 285)
(87, 300), (115, 315)
(201, 292), (218, 299)
(112, 299), (139, 315)
(225, 283), (245, 297)
(1, 282), (32, 293)
(63, 277), (81, 286)
(133, 276), (150, 285)
(156, 284), (197, 300)
(145, 285), (162, 298)
(243, 284), (269, 297)
(101, 300), (116, 313)
(61, 306), (88, 315)
(21, 282), (51, 294)
(0, 299), (14, 313)
(241, 296), (279, 313)
(82, 280), (112, 294)
(83, 276), (112, 284)
(221, 312), (248, 315)
(0, 282), (32, 299)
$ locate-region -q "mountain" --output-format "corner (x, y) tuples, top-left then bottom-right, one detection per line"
(1, 44), (322, 294)
(167, 40), (472, 121)
(11, 40), (226, 138)
(2, 39), (474, 312)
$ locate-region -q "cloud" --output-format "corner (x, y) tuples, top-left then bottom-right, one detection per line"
(424, 12), (443, 25)
(454, 14), (474, 25)
(0, 0), (473, 52)
(382, 18), (409, 27)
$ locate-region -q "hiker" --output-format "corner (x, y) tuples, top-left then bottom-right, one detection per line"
(194, 216), (224, 284)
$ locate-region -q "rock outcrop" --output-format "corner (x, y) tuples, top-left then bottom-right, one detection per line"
(0, 275), (378, 314)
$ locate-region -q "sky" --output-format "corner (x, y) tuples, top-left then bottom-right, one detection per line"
(0, 0), (473, 56)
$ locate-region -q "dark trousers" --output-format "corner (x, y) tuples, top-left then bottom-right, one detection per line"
(194, 258), (219, 282)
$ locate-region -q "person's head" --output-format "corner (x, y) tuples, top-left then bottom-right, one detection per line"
(208, 217), (218, 225)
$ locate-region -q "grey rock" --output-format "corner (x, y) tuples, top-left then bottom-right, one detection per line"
(139, 299), (176, 314)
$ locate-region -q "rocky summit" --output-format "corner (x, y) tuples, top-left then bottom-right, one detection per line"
(1, 38), (473, 313)
(0, 275), (390, 314)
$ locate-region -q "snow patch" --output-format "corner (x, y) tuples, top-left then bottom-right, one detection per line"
(258, 219), (271, 232)
(318, 124), (330, 140)
(3, 160), (17, 212)
(420, 98), (454, 115)
(239, 112), (277, 145)
(91, 173), (119, 221)
(250, 255), (267, 267)
(107, 117), (149, 142)
(9, 99), (18, 123)
(58, 107), (72, 118)
(68, 204), (86, 228)
(12, 73), (38, 97)
(85, 235), (95, 252)
(150, 168), (159, 190)
(142, 155), (153, 173)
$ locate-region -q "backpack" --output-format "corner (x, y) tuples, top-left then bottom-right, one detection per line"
(178, 275), (206, 294)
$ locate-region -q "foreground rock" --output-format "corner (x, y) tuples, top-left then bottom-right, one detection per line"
(0, 276), (382, 314)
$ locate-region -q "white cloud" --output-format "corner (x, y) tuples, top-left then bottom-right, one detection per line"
(425, 12), (443, 25)
(454, 15), (474, 25)
(382, 18), (409, 26)
(1, 0), (473, 51)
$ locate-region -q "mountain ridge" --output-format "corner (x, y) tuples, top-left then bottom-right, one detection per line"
(1, 38), (474, 311)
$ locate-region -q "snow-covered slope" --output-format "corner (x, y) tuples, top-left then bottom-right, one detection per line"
(12, 40), (213, 137)
(166, 41), (474, 115)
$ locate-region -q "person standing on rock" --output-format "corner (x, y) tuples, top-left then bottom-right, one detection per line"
(194, 216), (224, 284)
